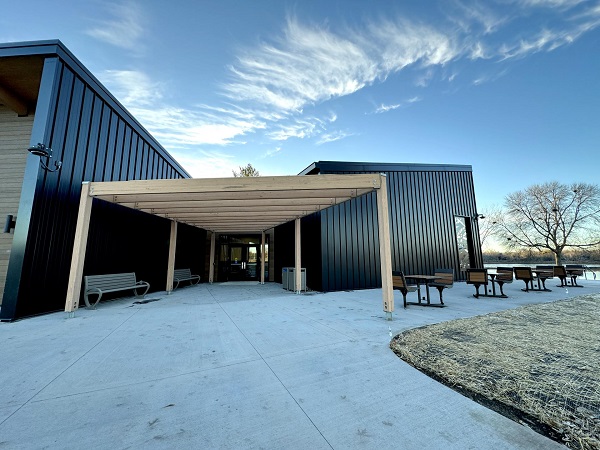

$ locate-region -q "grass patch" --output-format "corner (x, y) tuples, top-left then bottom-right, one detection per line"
(390, 294), (600, 450)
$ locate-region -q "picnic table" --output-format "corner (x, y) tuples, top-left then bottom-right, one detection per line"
(404, 274), (439, 307)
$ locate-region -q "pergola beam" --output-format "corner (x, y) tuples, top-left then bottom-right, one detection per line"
(118, 198), (337, 210)
(88, 174), (381, 196)
(65, 182), (93, 314)
(166, 221), (177, 293)
(295, 218), (301, 294)
(261, 231), (266, 285)
(376, 174), (394, 319)
(94, 188), (372, 203)
(209, 232), (216, 283)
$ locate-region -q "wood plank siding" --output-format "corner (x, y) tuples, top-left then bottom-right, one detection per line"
(0, 106), (32, 304)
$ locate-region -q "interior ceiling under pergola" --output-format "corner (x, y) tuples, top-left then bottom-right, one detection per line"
(88, 174), (383, 233)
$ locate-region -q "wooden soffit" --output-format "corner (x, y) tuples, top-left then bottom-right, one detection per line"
(88, 174), (383, 232)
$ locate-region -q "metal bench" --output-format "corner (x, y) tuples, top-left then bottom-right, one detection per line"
(84, 272), (150, 309)
(173, 268), (200, 289)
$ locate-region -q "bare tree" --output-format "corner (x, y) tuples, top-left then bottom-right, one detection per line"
(496, 181), (600, 265)
(476, 205), (503, 250)
(232, 163), (260, 177)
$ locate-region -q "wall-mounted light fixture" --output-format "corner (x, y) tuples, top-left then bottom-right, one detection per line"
(473, 213), (485, 220)
(27, 143), (62, 172)
(3, 214), (16, 233)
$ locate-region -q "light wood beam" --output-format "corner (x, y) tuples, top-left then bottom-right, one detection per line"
(376, 174), (394, 320)
(163, 211), (303, 220)
(209, 231), (216, 283)
(166, 221), (177, 293)
(88, 174), (381, 196)
(139, 205), (322, 214)
(95, 187), (373, 204)
(65, 182), (93, 314)
(118, 198), (337, 210)
(295, 218), (301, 294)
(260, 231), (265, 285)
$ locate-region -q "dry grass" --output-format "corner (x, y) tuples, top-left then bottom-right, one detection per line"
(390, 294), (600, 450)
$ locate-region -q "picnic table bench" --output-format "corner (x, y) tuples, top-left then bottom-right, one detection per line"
(429, 268), (454, 304)
(173, 268), (201, 289)
(84, 272), (150, 309)
(392, 271), (418, 308)
(515, 267), (552, 292)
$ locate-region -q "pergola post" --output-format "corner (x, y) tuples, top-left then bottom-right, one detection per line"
(166, 220), (177, 293)
(295, 218), (301, 294)
(209, 231), (216, 283)
(376, 174), (394, 320)
(260, 231), (266, 285)
(65, 182), (93, 316)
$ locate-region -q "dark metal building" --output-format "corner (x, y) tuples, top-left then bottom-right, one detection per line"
(1, 40), (483, 320)
(0, 40), (205, 320)
(275, 161), (482, 291)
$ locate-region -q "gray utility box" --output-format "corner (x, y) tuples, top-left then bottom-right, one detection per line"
(286, 268), (307, 292)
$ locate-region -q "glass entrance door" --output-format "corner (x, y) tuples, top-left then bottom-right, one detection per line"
(228, 244), (260, 281)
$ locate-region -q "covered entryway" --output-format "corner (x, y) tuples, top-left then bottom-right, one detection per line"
(64, 174), (396, 318)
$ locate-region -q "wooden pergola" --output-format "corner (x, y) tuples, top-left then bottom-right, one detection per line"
(65, 174), (395, 318)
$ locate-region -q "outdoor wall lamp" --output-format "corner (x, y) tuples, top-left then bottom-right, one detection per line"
(27, 143), (62, 172)
(3, 214), (16, 233)
(473, 213), (485, 220)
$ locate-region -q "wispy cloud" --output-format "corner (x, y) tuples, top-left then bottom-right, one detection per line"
(317, 130), (354, 145)
(372, 96), (421, 114)
(223, 17), (462, 114)
(97, 0), (600, 165)
(101, 70), (264, 147)
(375, 103), (401, 114)
(222, 5), (599, 117)
(86, 1), (144, 50)
(517, 0), (585, 9)
(266, 117), (324, 141)
(262, 147), (282, 158)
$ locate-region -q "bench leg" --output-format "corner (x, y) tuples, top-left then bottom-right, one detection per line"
(435, 286), (445, 305)
(84, 292), (102, 309)
(497, 282), (508, 298)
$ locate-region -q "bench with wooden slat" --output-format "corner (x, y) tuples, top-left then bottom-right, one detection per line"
(392, 271), (418, 308)
(513, 267), (534, 291)
(429, 268), (454, 305)
(84, 272), (150, 309)
(565, 264), (586, 287)
(466, 268), (488, 298)
(495, 267), (514, 297)
(173, 268), (200, 289)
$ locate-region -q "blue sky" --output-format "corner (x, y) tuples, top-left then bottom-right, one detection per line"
(2, 0), (599, 212)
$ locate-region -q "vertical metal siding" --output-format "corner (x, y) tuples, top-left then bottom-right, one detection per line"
(314, 165), (479, 291)
(4, 58), (199, 319)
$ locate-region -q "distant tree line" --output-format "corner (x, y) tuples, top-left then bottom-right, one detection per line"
(483, 248), (600, 265)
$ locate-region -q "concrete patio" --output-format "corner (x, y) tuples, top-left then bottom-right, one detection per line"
(1, 278), (598, 449)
